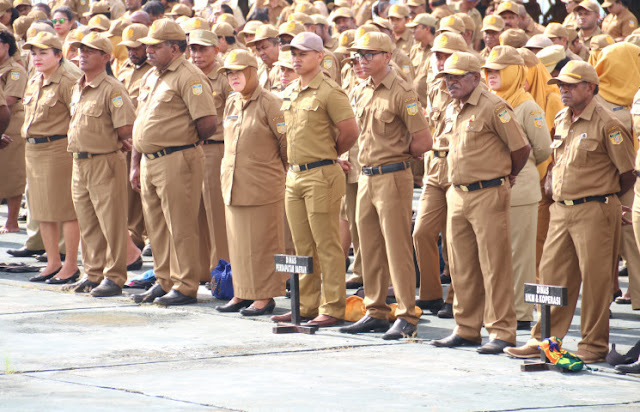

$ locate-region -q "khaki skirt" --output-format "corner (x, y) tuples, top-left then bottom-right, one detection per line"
(225, 200), (287, 300)
(0, 133), (26, 198)
(25, 138), (76, 222)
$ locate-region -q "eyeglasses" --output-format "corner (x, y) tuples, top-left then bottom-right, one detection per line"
(51, 18), (66, 24)
(278, 38), (291, 46)
(444, 72), (472, 82)
(354, 51), (383, 61)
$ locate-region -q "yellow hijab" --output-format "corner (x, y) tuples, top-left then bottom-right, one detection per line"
(595, 42), (640, 107)
(487, 64), (533, 109)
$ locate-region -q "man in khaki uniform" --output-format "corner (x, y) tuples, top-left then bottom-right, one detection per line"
(338, 32), (431, 339)
(576, 0), (603, 50)
(370, 19), (415, 82)
(62, 32), (136, 297)
(130, 19), (217, 306)
(118, 23), (152, 250)
(388, 4), (414, 57)
(271, 32), (358, 327)
(247, 24), (281, 92)
(431, 52), (531, 354)
(188, 28), (232, 275)
(407, 13), (436, 106)
(456, 0), (482, 50)
(479, 14), (505, 59)
(602, 0), (637, 41)
(544, 23), (583, 61)
(506, 61), (635, 363)
(407, 0), (426, 20)
(430, 0), (453, 22)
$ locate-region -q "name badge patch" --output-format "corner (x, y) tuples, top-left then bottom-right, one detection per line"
(191, 82), (203, 95)
(497, 109), (511, 123)
(609, 130), (623, 145)
(276, 122), (286, 134)
(112, 94), (123, 108)
(406, 102), (418, 116)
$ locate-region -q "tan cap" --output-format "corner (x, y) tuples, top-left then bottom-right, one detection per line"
(13, 0), (30, 7)
(26, 8), (45, 21)
(238, 20), (261, 40)
(407, 0), (426, 6)
(217, 13), (238, 29)
(371, 18), (393, 32)
(544, 22), (568, 39)
(481, 14), (505, 32)
(406, 13), (437, 29)
(388, 4), (410, 19)
(438, 14), (465, 34)
(66, 28), (87, 43)
(602, 0), (616, 7)
(312, 14), (328, 26)
(212, 21), (234, 37)
(548, 59), (599, 85)
(139, 18), (186, 45)
(334, 29), (355, 53)
(12, 15), (33, 38)
(88, 15), (111, 32)
(282, 31), (324, 52)
(431, 32), (468, 53)
(167, 3), (192, 17)
(246, 24), (278, 45)
(107, 17), (130, 37)
(574, 0), (600, 14)
(625, 33), (640, 47)
(188, 29), (217, 47)
(274, 50), (294, 69)
(355, 24), (379, 40)
(496, 1), (519, 16)
(218, 49), (258, 72)
(536, 44), (566, 73)
(83, 1), (110, 18)
(482, 45), (525, 69)
(70, 31), (113, 54)
(590, 33), (614, 50)
(294, 1), (315, 15)
(517, 47), (539, 67)
(349, 31), (393, 52)
(289, 11), (314, 26)
(437, 51), (482, 76)
(23, 31), (63, 50)
(331, 7), (353, 20)
(279, 20), (305, 37)
(26, 22), (55, 39)
(119, 23), (148, 47)
(455, 13), (475, 32)
(0, 0), (10, 14)
(499, 28), (528, 48)
(181, 17), (209, 34)
(333, 0), (350, 8)
(567, 27), (578, 42)
(525, 34), (553, 49)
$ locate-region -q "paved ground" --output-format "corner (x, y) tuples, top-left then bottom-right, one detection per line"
(1, 203), (640, 411)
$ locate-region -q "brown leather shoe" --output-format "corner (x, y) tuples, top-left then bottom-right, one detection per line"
(270, 312), (313, 323)
(303, 314), (344, 328)
(504, 344), (540, 359)
(575, 348), (606, 364)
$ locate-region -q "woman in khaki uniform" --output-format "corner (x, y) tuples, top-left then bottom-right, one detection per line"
(215, 50), (288, 316)
(0, 31), (26, 234)
(22, 32), (81, 283)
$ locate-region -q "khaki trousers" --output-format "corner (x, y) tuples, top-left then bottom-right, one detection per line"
(285, 164), (346, 319)
(510, 203), (537, 322)
(413, 155), (449, 302)
(357, 168), (419, 324)
(201, 143), (230, 269)
(71, 152), (128, 287)
(629, 181), (640, 310)
(126, 151), (146, 249)
(141, 146), (204, 297)
(344, 181), (362, 281)
(446, 184), (517, 344)
(530, 197), (621, 357)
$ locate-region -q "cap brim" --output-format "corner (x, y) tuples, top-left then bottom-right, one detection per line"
(437, 27), (462, 35)
(431, 46), (458, 54)
(481, 26), (502, 32)
(482, 62), (508, 70)
(188, 39), (216, 47)
(22, 41), (51, 50)
(274, 61), (293, 69)
(547, 73), (587, 85)
(217, 64), (249, 73)
(405, 22), (418, 28)
(334, 46), (349, 54)
(282, 44), (321, 52)
(436, 68), (467, 77)
(138, 36), (165, 45)
(119, 40), (143, 47)
(70, 40), (108, 52)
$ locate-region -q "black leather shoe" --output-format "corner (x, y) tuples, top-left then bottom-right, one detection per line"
(477, 339), (514, 354)
(437, 303), (453, 318)
(36, 252), (66, 263)
(127, 256), (143, 271)
(517, 320), (532, 331)
(46, 270), (80, 284)
(382, 318), (417, 340)
(615, 360), (640, 374)
(216, 299), (254, 313)
(240, 299), (275, 316)
(141, 244), (152, 256)
(431, 333), (480, 348)
(90, 278), (122, 297)
(7, 247), (45, 258)
(29, 266), (62, 282)
(339, 315), (390, 334)
(62, 277), (100, 293)
(154, 289), (197, 306)
(131, 283), (166, 303)
(416, 298), (444, 315)
(619, 267), (628, 277)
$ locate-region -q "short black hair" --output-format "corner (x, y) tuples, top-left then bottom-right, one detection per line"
(167, 39), (187, 52)
(52, 6), (73, 21)
(593, 84), (599, 95)
(220, 4), (233, 15)
(554, 56), (571, 73)
(224, 35), (235, 45)
(0, 31), (17, 57)
(248, 9), (269, 23)
(142, 1), (164, 17)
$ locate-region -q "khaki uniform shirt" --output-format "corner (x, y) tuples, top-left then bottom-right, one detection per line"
(563, 12), (578, 29)
(281, 71), (354, 165)
(341, 85), (363, 184)
(579, 26), (602, 51)
(0, 58), (26, 137)
(68, 71), (136, 154)
(117, 59), (153, 111)
(205, 62), (233, 142)
(321, 48), (341, 83)
(427, 77), (454, 151)
(391, 47), (415, 83)
(22, 64), (80, 138)
(447, 85), (529, 185)
(602, 8), (638, 39)
(467, 7), (483, 46)
(410, 42), (431, 107)
(259, 64), (282, 93)
(632, 88), (640, 171)
(133, 55), (217, 154)
(431, 5), (453, 22)
(395, 29), (415, 57)
(325, 36), (338, 53)
(352, 69), (428, 167)
(524, 19), (545, 37)
(550, 98), (635, 201)
(221, 86), (287, 206)
(354, 0), (375, 27)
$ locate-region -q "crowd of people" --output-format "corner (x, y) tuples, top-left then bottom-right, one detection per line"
(1, 0), (640, 370)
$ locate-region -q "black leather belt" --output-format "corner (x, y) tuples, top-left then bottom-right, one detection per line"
(73, 151), (114, 159)
(144, 143), (198, 160)
(26, 135), (66, 144)
(433, 150), (448, 158)
(289, 159), (336, 172)
(362, 161), (411, 176)
(455, 177), (506, 192)
(636, 171), (640, 178)
(558, 194), (612, 206)
(202, 140), (224, 145)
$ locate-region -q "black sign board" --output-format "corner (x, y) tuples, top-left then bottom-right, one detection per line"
(273, 255), (316, 335)
(275, 255), (313, 275)
(524, 283), (568, 307)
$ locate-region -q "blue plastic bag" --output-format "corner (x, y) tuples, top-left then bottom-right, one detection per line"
(211, 259), (234, 300)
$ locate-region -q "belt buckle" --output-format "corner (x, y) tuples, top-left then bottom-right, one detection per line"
(27, 138), (35, 144)
(565, 200), (574, 206)
(460, 185), (469, 192)
(293, 164), (301, 172)
(604, 196), (609, 204)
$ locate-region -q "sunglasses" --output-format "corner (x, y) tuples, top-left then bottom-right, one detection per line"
(51, 18), (66, 24)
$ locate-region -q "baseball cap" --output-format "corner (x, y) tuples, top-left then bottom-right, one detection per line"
(246, 24), (278, 45)
(238, 20), (261, 40)
(138, 18), (186, 45)
(119, 24), (148, 47)
(355, 24), (379, 40)
(334, 29), (355, 54)
(212, 21), (234, 37)
(548, 60), (599, 85)
(437, 51), (482, 76)
(274, 50), (294, 69)
(289, 12), (314, 26)
(438, 14), (465, 34)
(481, 15), (505, 32)
(107, 17), (130, 37)
(26, 22), (55, 39)
(26, 8), (46, 21)
(431, 32), (468, 53)
(456, 13), (475, 32)
(218, 49), (258, 72)
(88, 15), (111, 32)
(626, 34), (640, 47)
(70, 31), (113, 54)
(601, 0), (616, 7)
(406, 13), (437, 29)
(574, 0), (600, 14)
(590, 33), (614, 50)
(536, 45), (566, 73)
(181, 17), (209, 34)
(282, 31), (324, 52)
(525, 34), (553, 49)
(83, 1), (109, 18)
(517, 47), (540, 67)
(23, 31), (62, 50)
(349, 31), (393, 53)
(544, 22), (569, 39)
(499, 28), (528, 48)
(496, 1), (519, 16)
(388, 4), (410, 19)
(13, 0), (30, 7)
(12, 15), (33, 38)
(312, 14), (328, 26)
(294, 1), (315, 15)
(371, 17), (393, 32)
(218, 13), (239, 29)
(0, 0), (10, 13)
(482, 45), (525, 70)
(407, 0), (426, 6)
(331, 7), (353, 20)
(188, 29), (217, 47)
(167, 4), (192, 17)
(279, 20), (304, 37)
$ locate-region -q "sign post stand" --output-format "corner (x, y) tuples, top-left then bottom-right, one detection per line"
(272, 255), (318, 335)
(521, 283), (569, 373)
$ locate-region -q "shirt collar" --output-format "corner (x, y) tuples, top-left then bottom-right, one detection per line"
(298, 70), (324, 91)
(79, 70), (108, 89)
(570, 97), (597, 122)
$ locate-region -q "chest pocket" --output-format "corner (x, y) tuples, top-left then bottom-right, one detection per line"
(573, 138), (599, 167)
(294, 97), (320, 128)
(461, 120), (484, 149)
(373, 108), (395, 137)
(36, 91), (59, 118)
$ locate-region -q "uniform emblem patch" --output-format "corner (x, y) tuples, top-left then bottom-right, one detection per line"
(124, 27), (134, 40)
(276, 122), (286, 134)
(112, 94), (123, 108)
(497, 109), (511, 123)
(10, 71), (19, 80)
(193, 19), (202, 29)
(192, 83), (203, 95)
(323, 58), (333, 69)
(407, 102), (418, 116)
(402, 65), (410, 74)
(609, 130), (623, 145)
(340, 35), (349, 46)
(631, 21), (636, 28)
